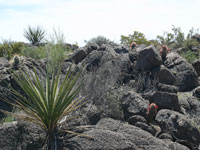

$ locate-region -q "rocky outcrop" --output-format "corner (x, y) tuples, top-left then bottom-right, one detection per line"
(136, 45), (162, 70)
(0, 44), (200, 150)
(164, 52), (198, 91)
(156, 110), (200, 149)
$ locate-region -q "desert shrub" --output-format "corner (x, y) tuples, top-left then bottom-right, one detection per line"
(24, 26), (46, 46)
(157, 26), (200, 50)
(120, 31), (152, 47)
(22, 43), (72, 73)
(86, 35), (115, 46)
(0, 41), (25, 59)
(180, 50), (199, 63)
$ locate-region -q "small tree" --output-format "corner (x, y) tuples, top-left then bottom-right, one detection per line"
(24, 26), (46, 46)
(120, 31), (151, 47)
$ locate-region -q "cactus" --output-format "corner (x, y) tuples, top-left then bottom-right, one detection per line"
(146, 103), (159, 123)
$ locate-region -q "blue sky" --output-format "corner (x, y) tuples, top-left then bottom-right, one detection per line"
(0, 0), (200, 46)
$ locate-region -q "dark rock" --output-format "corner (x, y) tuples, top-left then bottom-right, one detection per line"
(114, 45), (129, 54)
(192, 59), (200, 76)
(149, 91), (181, 111)
(71, 48), (87, 64)
(152, 65), (176, 85)
(158, 133), (173, 141)
(129, 52), (139, 63)
(156, 109), (200, 148)
(0, 57), (9, 69)
(136, 45), (162, 71)
(0, 122), (20, 150)
(164, 52), (198, 91)
(156, 83), (178, 93)
(128, 115), (146, 125)
(134, 122), (157, 135)
(62, 118), (190, 150)
(85, 43), (99, 54)
(193, 86), (200, 98)
(121, 90), (148, 120)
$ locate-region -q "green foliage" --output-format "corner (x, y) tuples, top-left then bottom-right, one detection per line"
(0, 41), (25, 60)
(22, 43), (72, 74)
(156, 25), (200, 50)
(85, 35), (115, 46)
(0, 67), (83, 149)
(24, 26), (46, 46)
(0, 115), (15, 124)
(180, 50), (199, 63)
(120, 31), (151, 46)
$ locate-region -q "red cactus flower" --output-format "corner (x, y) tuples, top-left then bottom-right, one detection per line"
(130, 41), (137, 49)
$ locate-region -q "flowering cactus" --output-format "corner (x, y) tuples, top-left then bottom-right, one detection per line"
(159, 45), (170, 59)
(146, 103), (159, 123)
(130, 41), (137, 49)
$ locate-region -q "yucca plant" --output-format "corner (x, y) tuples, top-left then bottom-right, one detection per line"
(0, 67), (83, 150)
(24, 26), (46, 46)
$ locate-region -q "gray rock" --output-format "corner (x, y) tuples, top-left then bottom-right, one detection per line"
(164, 52), (198, 91)
(156, 83), (178, 93)
(192, 59), (200, 76)
(193, 86), (200, 98)
(158, 133), (173, 141)
(128, 115), (147, 125)
(121, 90), (148, 119)
(156, 109), (200, 148)
(62, 118), (190, 150)
(149, 91), (181, 111)
(0, 121), (20, 150)
(114, 45), (129, 54)
(136, 45), (162, 71)
(71, 48), (87, 64)
(152, 65), (176, 85)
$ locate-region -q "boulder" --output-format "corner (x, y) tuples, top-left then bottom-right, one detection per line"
(0, 122), (20, 150)
(113, 45), (129, 54)
(149, 91), (181, 111)
(152, 65), (176, 85)
(156, 83), (178, 93)
(121, 90), (148, 119)
(71, 48), (87, 64)
(192, 59), (200, 76)
(85, 43), (99, 54)
(61, 118), (190, 150)
(164, 52), (198, 91)
(193, 86), (200, 98)
(136, 45), (162, 71)
(156, 109), (200, 149)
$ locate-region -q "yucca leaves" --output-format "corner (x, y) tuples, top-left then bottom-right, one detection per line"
(24, 26), (46, 46)
(0, 67), (83, 150)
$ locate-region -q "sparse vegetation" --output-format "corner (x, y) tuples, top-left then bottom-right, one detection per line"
(0, 40), (24, 60)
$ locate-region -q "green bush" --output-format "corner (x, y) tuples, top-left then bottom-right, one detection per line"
(0, 41), (25, 59)
(180, 50), (199, 63)
(120, 31), (152, 47)
(85, 35), (115, 46)
(22, 43), (72, 73)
